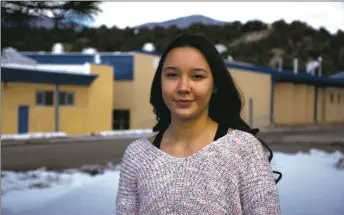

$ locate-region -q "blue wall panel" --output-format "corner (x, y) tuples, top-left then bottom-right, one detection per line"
(24, 54), (134, 80)
(101, 55), (133, 80)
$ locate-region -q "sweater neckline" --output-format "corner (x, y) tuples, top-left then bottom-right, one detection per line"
(143, 129), (237, 161)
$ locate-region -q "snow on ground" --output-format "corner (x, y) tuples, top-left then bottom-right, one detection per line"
(2, 149), (344, 215)
(97, 129), (154, 138)
(1, 132), (68, 140)
(272, 149), (344, 215)
(1, 130), (155, 141)
(2, 166), (120, 215)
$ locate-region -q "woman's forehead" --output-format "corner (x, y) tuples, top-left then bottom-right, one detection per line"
(163, 47), (210, 69)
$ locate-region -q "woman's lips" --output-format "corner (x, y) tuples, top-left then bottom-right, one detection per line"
(174, 100), (195, 107)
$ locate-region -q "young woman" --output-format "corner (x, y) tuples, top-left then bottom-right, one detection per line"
(116, 33), (281, 214)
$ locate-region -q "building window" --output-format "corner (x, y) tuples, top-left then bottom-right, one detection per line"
(59, 92), (75, 106)
(113, 109), (130, 130)
(337, 94), (341, 104)
(330, 92), (334, 104)
(36, 91), (54, 106)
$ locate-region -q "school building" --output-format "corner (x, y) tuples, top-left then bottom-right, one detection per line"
(1, 50), (343, 135)
(1, 62), (114, 135)
(227, 62), (344, 128)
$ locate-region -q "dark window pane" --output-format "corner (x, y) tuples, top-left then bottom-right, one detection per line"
(59, 92), (66, 105)
(66, 93), (74, 105)
(36, 92), (43, 105)
(112, 110), (130, 130)
(338, 94), (341, 104)
(45, 92), (54, 105)
(330, 93), (334, 104)
(123, 110), (130, 129)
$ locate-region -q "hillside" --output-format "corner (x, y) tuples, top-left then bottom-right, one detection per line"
(135, 15), (227, 29)
(2, 15), (344, 76)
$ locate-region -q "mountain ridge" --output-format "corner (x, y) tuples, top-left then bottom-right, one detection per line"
(134, 14), (228, 29)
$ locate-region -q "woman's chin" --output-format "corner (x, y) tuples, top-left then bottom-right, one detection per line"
(172, 109), (199, 121)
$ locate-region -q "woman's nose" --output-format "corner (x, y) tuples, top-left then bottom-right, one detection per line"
(176, 76), (191, 94)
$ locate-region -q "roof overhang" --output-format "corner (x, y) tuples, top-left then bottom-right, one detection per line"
(1, 66), (97, 86)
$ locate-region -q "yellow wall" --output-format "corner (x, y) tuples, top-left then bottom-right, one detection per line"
(274, 83), (315, 125)
(322, 87), (344, 123)
(59, 85), (89, 134)
(132, 53), (158, 129)
(87, 64), (114, 133)
(273, 83), (293, 124)
(229, 68), (272, 128)
(317, 87), (326, 123)
(1, 64), (114, 135)
(1, 83), (56, 134)
(113, 53), (158, 129)
(293, 84), (315, 124)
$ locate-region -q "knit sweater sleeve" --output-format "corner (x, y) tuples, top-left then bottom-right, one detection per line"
(116, 144), (139, 214)
(237, 133), (281, 215)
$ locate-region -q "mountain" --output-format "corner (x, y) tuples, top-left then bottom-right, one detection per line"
(135, 15), (228, 29)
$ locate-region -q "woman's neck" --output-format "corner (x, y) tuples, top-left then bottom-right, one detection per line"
(168, 113), (215, 144)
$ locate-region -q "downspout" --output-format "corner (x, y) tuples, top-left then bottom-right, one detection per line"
(270, 78), (275, 127)
(55, 84), (60, 132)
(249, 98), (253, 128)
(314, 85), (318, 123)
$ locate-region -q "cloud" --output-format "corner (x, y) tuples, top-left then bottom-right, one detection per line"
(90, 2), (344, 34)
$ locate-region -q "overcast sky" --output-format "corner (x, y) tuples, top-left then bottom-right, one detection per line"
(90, 2), (344, 34)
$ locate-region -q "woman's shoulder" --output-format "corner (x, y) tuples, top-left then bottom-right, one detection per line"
(125, 136), (149, 150)
(223, 129), (265, 156)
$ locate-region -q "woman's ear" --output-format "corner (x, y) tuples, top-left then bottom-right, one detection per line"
(213, 87), (218, 94)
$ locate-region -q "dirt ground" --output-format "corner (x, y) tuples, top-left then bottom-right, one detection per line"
(2, 124), (344, 171)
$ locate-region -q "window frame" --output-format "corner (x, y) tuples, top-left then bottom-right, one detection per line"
(59, 91), (75, 106)
(35, 90), (54, 106)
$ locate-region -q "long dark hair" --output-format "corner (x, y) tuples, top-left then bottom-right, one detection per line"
(149, 33), (282, 183)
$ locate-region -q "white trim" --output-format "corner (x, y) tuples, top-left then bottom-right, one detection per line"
(20, 51), (135, 56)
(1, 63), (92, 75)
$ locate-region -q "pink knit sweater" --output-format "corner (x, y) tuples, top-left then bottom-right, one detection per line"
(116, 129), (281, 214)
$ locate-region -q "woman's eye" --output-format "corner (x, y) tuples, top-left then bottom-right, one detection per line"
(166, 73), (178, 77)
(192, 74), (205, 79)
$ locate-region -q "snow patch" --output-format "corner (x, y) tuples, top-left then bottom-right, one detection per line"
(97, 129), (155, 138)
(1, 132), (68, 141)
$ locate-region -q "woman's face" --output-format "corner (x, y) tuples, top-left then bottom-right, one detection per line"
(161, 47), (214, 122)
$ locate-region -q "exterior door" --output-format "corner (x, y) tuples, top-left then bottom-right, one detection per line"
(18, 106), (29, 133)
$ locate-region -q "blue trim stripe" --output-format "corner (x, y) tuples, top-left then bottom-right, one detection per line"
(330, 71), (344, 79)
(226, 62), (344, 88)
(1, 67), (97, 86)
(25, 54), (94, 64)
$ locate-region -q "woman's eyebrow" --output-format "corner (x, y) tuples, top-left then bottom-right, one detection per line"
(191, 67), (208, 73)
(163, 66), (178, 72)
